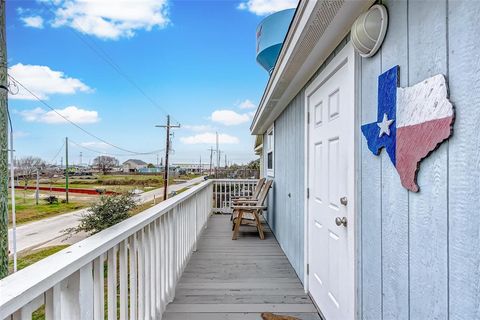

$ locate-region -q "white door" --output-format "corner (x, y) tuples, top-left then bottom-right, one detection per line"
(306, 43), (355, 320)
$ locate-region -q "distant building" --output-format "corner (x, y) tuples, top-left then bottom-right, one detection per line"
(172, 163), (210, 174)
(137, 167), (162, 174)
(122, 159), (148, 173)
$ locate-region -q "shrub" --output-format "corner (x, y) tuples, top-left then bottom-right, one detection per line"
(44, 195), (59, 205)
(64, 192), (137, 237)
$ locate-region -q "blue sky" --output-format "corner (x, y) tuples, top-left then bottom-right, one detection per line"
(6, 0), (296, 165)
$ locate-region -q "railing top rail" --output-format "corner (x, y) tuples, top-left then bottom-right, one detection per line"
(0, 180), (213, 317)
(212, 179), (259, 182)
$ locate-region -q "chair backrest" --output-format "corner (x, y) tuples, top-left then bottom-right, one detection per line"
(252, 178), (266, 199)
(256, 179), (273, 206)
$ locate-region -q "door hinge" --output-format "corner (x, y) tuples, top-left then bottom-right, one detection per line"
(307, 263), (309, 275)
(307, 111), (310, 124)
(307, 188), (310, 199)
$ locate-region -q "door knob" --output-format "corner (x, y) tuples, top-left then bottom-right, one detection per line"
(340, 196), (348, 206)
(335, 217), (347, 227)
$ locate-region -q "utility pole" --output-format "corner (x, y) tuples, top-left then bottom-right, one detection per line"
(156, 115), (180, 201)
(0, 0), (8, 279)
(9, 124), (16, 272)
(207, 147), (215, 175)
(225, 154), (227, 168)
(35, 169), (39, 205)
(65, 137), (69, 203)
(79, 152), (82, 166)
(199, 155), (202, 174)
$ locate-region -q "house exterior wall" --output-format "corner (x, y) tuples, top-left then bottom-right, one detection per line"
(263, 90), (305, 282)
(261, 1), (480, 318)
(359, 1), (480, 319)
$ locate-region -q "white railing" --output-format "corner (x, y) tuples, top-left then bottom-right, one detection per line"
(212, 179), (258, 213)
(0, 180), (213, 320)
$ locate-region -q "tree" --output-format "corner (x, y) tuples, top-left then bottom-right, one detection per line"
(15, 156), (46, 189)
(247, 159), (260, 170)
(64, 192), (137, 236)
(147, 163), (155, 168)
(93, 156), (119, 174)
(46, 169), (61, 193)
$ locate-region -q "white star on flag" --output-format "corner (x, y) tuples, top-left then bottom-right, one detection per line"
(377, 113), (394, 137)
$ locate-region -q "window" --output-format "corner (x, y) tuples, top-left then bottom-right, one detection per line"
(267, 125), (274, 176)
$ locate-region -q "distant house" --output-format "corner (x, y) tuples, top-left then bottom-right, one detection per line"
(122, 159), (147, 173)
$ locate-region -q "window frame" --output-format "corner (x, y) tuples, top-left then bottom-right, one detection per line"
(266, 124), (274, 177)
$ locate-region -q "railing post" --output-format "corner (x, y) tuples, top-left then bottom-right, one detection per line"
(79, 262), (94, 320)
(194, 194), (198, 252)
(154, 219), (162, 318)
(107, 247), (117, 320)
(45, 284), (62, 320)
(128, 235), (137, 320)
(93, 255), (105, 320)
(45, 284), (61, 320)
(172, 207), (177, 300)
(60, 271), (81, 319)
(119, 241), (128, 320)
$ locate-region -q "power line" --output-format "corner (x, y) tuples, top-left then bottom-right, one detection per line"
(69, 138), (165, 157)
(49, 141), (65, 164)
(39, 1), (181, 127)
(8, 75), (164, 155)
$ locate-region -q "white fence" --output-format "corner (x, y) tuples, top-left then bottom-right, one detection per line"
(0, 180), (213, 320)
(212, 179), (258, 214)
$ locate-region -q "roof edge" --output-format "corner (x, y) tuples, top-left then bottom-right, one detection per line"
(250, 0), (373, 135)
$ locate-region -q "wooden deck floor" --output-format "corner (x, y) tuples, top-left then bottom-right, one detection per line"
(164, 215), (320, 320)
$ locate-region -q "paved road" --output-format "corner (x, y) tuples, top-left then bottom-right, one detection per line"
(8, 176), (206, 253)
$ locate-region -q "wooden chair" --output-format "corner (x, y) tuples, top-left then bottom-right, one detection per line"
(231, 178), (265, 203)
(232, 179), (273, 240)
(229, 178), (265, 219)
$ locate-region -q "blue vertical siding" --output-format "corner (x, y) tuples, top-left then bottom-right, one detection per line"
(263, 1), (480, 318)
(359, 1), (480, 319)
(263, 90), (305, 282)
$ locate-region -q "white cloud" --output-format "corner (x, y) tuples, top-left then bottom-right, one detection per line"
(51, 0), (170, 40)
(180, 132), (240, 145)
(211, 109), (250, 126)
(13, 131), (29, 139)
(19, 106), (99, 124)
(79, 141), (110, 149)
(8, 63), (91, 100)
(183, 124), (214, 132)
(21, 15), (44, 28)
(237, 0), (297, 15)
(238, 99), (257, 110)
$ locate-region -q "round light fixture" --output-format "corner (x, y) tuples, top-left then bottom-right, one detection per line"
(351, 4), (388, 58)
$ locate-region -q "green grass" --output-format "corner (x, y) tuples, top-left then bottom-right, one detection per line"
(8, 192), (91, 226)
(45, 174), (200, 192)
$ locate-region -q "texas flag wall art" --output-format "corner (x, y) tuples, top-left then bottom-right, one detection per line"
(361, 66), (454, 192)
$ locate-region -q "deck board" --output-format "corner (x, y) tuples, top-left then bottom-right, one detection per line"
(164, 215), (320, 320)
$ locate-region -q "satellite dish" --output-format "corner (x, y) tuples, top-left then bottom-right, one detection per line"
(351, 4), (388, 58)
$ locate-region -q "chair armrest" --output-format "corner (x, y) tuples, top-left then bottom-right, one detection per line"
(231, 196), (252, 200)
(232, 205), (267, 210)
(231, 194), (252, 199)
(232, 201), (257, 206)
